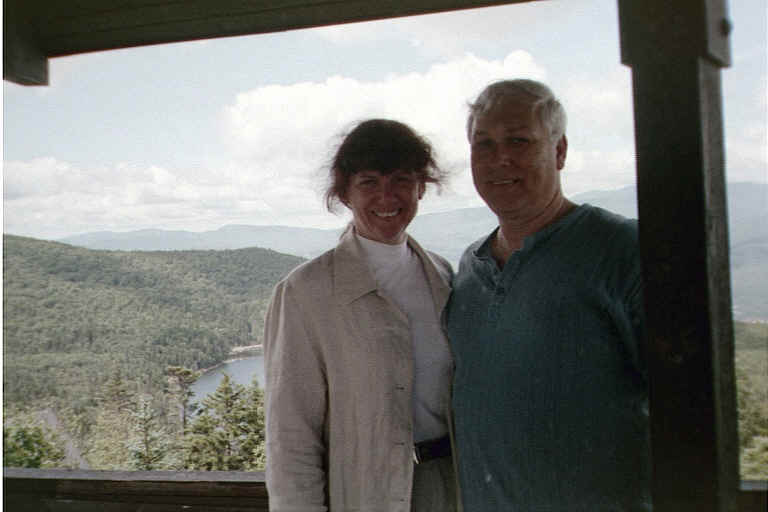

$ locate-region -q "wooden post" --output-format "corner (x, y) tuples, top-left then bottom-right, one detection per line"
(3, 1), (49, 85)
(617, 0), (744, 510)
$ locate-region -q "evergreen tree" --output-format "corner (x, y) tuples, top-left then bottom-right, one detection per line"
(737, 367), (768, 448)
(102, 369), (135, 413)
(243, 376), (267, 470)
(85, 370), (137, 469)
(85, 407), (134, 469)
(3, 424), (66, 468)
(741, 436), (768, 480)
(166, 366), (201, 431)
(183, 374), (265, 470)
(127, 395), (173, 470)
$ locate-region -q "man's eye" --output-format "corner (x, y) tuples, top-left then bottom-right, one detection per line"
(472, 139), (493, 150)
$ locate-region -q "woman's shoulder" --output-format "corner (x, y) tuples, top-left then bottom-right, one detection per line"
(426, 250), (454, 279)
(407, 235), (454, 282)
(277, 247), (336, 296)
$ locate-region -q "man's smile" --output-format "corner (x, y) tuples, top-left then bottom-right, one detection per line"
(490, 178), (521, 185)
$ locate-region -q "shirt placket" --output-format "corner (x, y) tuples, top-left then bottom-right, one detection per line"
(487, 255), (521, 324)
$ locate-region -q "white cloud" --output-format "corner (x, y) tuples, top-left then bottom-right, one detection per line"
(221, 51), (548, 218)
(4, 49), (650, 239)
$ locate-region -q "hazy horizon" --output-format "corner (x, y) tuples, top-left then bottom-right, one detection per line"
(4, 0), (766, 240)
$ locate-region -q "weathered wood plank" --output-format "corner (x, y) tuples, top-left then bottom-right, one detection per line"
(618, 0), (744, 510)
(12, 0), (536, 57)
(2, 2), (48, 85)
(4, 469), (268, 511)
(739, 481), (768, 512)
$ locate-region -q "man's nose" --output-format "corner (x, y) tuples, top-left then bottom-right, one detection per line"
(496, 143), (514, 166)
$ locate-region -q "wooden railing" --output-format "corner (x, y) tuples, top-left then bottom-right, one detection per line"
(4, 468), (766, 511)
(3, 468), (268, 511)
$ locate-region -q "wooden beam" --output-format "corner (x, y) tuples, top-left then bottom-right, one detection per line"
(3, 1), (48, 85)
(3, 468), (268, 511)
(740, 481), (768, 511)
(12, 0), (536, 58)
(617, 0), (758, 510)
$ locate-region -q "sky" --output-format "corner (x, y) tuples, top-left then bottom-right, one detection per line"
(3, 0), (766, 241)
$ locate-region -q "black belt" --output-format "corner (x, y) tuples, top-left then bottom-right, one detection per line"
(413, 435), (451, 464)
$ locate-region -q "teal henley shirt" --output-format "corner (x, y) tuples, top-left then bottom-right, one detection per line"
(446, 204), (651, 511)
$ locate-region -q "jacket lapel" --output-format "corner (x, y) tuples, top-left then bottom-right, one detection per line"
(332, 228), (377, 305)
(407, 235), (452, 318)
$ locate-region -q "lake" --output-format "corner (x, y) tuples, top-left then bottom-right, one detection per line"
(190, 355), (265, 402)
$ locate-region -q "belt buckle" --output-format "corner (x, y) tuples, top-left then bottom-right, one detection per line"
(412, 445), (422, 464)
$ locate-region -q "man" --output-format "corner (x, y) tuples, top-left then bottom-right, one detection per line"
(445, 79), (651, 511)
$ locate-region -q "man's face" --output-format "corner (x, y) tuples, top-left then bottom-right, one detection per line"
(469, 99), (567, 222)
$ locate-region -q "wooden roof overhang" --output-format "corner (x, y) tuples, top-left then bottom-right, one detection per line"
(3, 1), (766, 511)
(3, 0), (533, 86)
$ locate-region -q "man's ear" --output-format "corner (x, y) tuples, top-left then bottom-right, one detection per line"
(418, 181), (426, 199)
(556, 135), (568, 170)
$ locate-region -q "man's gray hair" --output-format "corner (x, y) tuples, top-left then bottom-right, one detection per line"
(466, 79), (567, 142)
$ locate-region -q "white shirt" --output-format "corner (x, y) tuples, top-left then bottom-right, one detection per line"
(356, 232), (452, 442)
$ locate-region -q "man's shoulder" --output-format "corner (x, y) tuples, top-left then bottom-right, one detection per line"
(574, 205), (641, 283)
(581, 203), (636, 226)
(578, 204), (638, 243)
(455, 232), (494, 278)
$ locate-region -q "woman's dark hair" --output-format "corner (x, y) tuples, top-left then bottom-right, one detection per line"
(324, 119), (445, 212)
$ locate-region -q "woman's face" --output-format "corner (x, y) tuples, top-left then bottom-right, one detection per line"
(344, 169), (425, 245)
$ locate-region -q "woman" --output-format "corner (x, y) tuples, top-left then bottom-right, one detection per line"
(264, 119), (457, 512)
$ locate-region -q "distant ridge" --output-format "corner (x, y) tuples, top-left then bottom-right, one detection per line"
(53, 182), (766, 319)
(59, 224), (342, 258)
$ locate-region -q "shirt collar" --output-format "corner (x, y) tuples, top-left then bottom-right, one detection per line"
(474, 203), (589, 261)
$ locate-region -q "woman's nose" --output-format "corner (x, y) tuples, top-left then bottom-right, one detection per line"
(379, 177), (397, 197)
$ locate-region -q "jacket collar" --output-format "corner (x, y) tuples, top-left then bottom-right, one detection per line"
(332, 226), (451, 313)
(333, 227), (378, 305)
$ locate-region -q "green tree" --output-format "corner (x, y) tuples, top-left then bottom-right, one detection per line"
(127, 395), (173, 470)
(3, 424), (65, 468)
(741, 436), (768, 480)
(166, 366), (201, 431)
(183, 374), (265, 470)
(85, 370), (137, 469)
(85, 407), (133, 469)
(102, 369), (135, 413)
(737, 367), (768, 448)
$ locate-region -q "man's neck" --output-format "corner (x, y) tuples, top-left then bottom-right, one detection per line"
(492, 194), (575, 268)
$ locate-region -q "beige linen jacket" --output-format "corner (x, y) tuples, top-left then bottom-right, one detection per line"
(264, 228), (453, 512)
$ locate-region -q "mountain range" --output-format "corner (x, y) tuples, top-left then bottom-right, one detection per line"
(58, 182), (767, 319)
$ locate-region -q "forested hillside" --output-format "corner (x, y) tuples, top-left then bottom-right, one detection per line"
(3, 234), (303, 408)
(3, 234), (766, 477)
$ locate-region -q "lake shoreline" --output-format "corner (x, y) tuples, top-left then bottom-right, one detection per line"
(197, 344), (263, 375)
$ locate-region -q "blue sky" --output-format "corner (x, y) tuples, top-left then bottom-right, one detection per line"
(3, 0), (766, 240)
